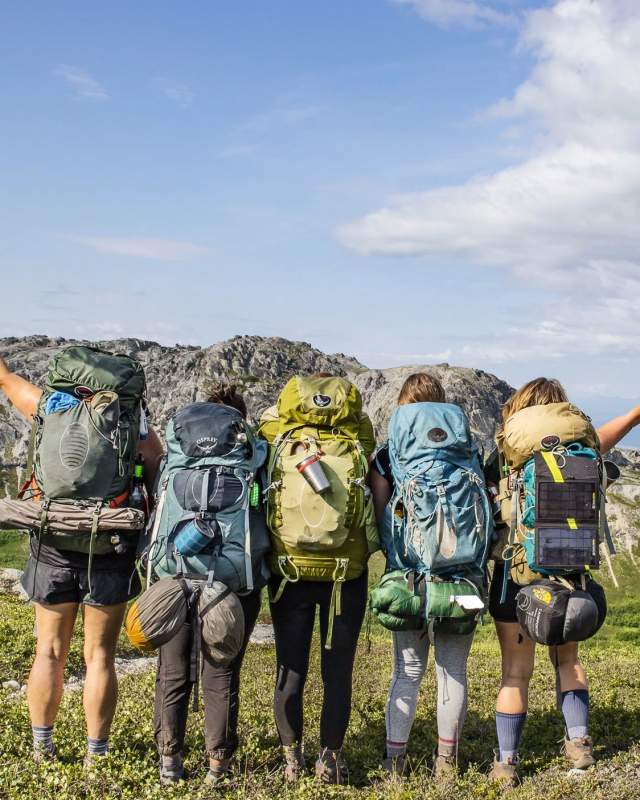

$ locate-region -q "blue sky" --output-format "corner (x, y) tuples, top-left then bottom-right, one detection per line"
(1, 1), (639, 442)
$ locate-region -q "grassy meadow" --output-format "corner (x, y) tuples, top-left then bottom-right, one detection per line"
(1, 534), (640, 799)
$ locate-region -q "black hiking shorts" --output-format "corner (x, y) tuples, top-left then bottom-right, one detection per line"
(21, 555), (141, 607)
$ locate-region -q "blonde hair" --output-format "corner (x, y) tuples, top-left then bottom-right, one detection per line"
(398, 373), (445, 405)
(501, 377), (568, 424)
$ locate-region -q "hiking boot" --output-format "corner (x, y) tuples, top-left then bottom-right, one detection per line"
(381, 754), (406, 778)
(488, 751), (519, 786)
(563, 736), (595, 770)
(33, 743), (56, 763)
(159, 753), (186, 785)
(315, 747), (348, 785)
(205, 765), (232, 788)
(433, 753), (457, 780)
(283, 743), (306, 783)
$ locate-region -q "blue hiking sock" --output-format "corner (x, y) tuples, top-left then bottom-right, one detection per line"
(87, 737), (109, 756)
(561, 690), (589, 739)
(32, 725), (55, 753)
(496, 712), (527, 762)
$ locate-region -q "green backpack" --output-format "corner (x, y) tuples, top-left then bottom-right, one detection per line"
(27, 345), (147, 556)
(259, 376), (379, 647)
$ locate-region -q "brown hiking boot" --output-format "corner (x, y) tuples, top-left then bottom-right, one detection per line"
(381, 754), (406, 778)
(563, 736), (595, 770)
(433, 753), (457, 780)
(315, 747), (347, 785)
(283, 743), (306, 783)
(488, 751), (519, 786)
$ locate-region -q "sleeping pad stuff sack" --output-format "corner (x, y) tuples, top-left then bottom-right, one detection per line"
(369, 569), (484, 635)
(126, 577), (246, 665)
(515, 577), (607, 645)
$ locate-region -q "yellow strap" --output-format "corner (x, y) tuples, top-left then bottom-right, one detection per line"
(325, 558), (349, 651)
(541, 451), (564, 483)
(541, 451), (577, 531)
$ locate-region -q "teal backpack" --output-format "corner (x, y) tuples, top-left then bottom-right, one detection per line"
(387, 402), (494, 581)
(147, 402), (270, 593)
(377, 402), (494, 629)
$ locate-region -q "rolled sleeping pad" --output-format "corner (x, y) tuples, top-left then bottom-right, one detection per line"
(125, 578), (189, 652)
(199, 581), (245, 665)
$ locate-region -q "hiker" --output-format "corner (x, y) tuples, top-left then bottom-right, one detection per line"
(0, 349), (162, 763)
(370, 373), (493, 778)
(259, 374), (379, 784)
(148, 385), (270, 787)
(487, 378), (640, 784)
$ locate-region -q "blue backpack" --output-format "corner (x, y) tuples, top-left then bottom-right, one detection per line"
(384, 403), (494, 583)
(146, 402), (270, 593)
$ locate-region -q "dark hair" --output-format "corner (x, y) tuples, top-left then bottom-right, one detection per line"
(398, 373), (446, 405)
(312, 372), (333, 378)
(206, 383), (247, 419)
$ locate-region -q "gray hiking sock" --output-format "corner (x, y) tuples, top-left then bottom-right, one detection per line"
(496, 712), (527, 762)
(32, 725), (55, 755)
(385, 739), (407, 759)
(561, 690), (589, 739)
(87, 737), (109, 757)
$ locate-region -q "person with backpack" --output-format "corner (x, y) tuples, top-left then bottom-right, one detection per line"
(369, 373), (493, 779)
(0, 347), (163, 764)
(259, 374), (379, 785)
(487, 378), (640, 785)
(146, 385), (270, 787)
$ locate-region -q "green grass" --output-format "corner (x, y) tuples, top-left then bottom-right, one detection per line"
(2, 554), (640, 799)
(0, 530), (29, 569)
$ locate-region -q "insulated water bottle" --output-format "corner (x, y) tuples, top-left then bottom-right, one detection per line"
(296, 453), (330, 494)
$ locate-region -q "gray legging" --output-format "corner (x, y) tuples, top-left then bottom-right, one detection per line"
(385, 627), (474, 752)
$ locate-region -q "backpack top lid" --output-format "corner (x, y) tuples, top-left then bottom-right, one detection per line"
(388, 402), (476, 477)
(275, 375), (362, 437)
(44, 345), (146, 410)
(166, 401), (266, 470)
(497, 402), (599, 471)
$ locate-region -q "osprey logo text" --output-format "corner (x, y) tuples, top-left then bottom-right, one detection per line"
(313, 394), (332, 408)
(195, 436), (218, 454)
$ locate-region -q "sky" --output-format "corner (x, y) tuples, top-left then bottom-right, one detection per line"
(1, 0), (639, 442)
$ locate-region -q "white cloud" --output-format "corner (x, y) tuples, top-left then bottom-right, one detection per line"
(69, 236), (208, 261)
(340, 0), (640, 362)
(393, 0), (516, 28)
(54, 65), (108, 100)
(157, 79), (194, 108)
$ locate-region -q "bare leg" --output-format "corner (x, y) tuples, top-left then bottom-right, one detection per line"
(550, 642), (588, 694)
(28, 602), (78, 726)
(82, 603), (127, 739)
(495, 621), (536, 714)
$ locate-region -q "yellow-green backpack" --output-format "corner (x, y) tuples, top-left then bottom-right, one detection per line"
(259, 376), (379, 647)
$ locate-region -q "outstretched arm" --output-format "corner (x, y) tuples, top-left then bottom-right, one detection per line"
(596, 405), (640, 454)
(0, 356), (42, 420)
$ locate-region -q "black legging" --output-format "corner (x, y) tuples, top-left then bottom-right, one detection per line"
(269, 570), (368, 751)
